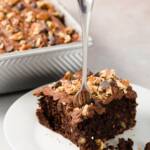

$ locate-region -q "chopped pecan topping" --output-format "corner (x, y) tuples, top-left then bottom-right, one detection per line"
(0, 0), (79, 54)
(78, 137), (86, 145)
(10, 32), (24, 41)
(95, 139), (105, 150)
(36, 11), (49, 20)
(0, 12), (4, 21)
(5, 0), (20, 6)
(50, 70), (132, 105)
(81, 104), (95, 118)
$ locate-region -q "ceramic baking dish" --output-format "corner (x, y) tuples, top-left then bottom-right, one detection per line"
(0, 0), (92, 94)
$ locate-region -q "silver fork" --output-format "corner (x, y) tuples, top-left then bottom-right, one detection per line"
(73, 0), (94, 107)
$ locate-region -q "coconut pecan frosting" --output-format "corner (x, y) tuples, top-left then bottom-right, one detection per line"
(34, 69), (137, 106)
(0, 0), (79, 53)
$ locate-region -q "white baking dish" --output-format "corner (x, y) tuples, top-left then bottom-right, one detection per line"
(0, 0), (92, 94)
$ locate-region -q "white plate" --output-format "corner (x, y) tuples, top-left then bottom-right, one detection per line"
(3, 84), (150, 150)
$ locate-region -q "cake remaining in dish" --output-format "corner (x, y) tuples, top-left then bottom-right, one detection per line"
(34, 69), (137, 150)
(0, 0), (79, 53)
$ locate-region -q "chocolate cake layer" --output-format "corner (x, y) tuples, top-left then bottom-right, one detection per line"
(34, 69), (137, 150)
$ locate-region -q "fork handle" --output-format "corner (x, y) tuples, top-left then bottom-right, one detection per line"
(77, 0), (94, 89)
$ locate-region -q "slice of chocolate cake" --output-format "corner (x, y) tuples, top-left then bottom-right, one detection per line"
(34, 69), (137, 150)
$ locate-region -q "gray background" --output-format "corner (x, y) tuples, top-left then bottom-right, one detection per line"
(59, 0), (150, 89)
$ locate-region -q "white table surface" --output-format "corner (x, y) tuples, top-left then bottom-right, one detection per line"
(1, 0), (150, 149)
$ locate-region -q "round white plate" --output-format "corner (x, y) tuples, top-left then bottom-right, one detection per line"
(3, 84), (150, 150)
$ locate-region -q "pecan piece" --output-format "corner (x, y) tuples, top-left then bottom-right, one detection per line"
(10, 32), (23, 41)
